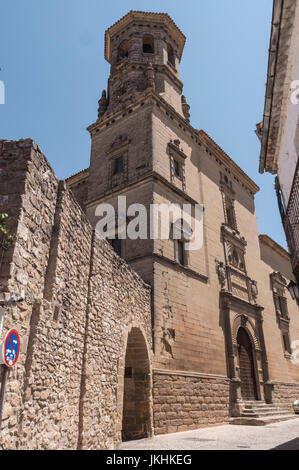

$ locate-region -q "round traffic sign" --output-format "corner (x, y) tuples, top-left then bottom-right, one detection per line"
(1, 329), (20, 367)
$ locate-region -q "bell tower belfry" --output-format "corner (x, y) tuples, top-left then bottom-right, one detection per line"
(102, 10), (186, 117)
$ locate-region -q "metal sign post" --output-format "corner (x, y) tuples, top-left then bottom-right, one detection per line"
(0, 365), (9, 428)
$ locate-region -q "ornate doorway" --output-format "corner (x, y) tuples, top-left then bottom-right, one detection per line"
(237, 327), (258, 400)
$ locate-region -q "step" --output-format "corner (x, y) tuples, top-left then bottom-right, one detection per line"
(242, 408), (292, 416)
(242, 411), (291, 418)
(243, 406), (282, 412)
(230, 414), (299, 426)
(243, 402), (276, 408)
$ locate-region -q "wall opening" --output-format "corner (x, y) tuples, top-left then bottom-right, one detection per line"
(122, 327), (151, 441)
(143, 35), (154, 54)
(118, 40), (129, 62)
(167, 44), (176, 68)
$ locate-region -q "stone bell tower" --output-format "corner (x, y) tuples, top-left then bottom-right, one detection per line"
(85, 11), (192, 288)
(84, 11), (202, 371)
(100, 10), (186, 118)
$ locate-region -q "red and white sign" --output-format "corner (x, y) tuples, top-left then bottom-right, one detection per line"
(0, 329), (20, 367)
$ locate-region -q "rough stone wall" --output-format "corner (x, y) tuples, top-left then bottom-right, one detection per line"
(0, 139), (59, 449)
(79, 236), (152, 450)
(272, 382), (299, 411)
(153, 371), (230, 435)
(0, 139), (152, 450)
(17, 184), (93, 450)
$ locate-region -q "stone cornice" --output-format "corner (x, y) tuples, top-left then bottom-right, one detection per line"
(105, 10), (186, 63)
(127, 253), (208, 283)
(220, 290), (264, 313)
(153, 368), (230, 381)
(198, 130), (260, 195)
(109, 61), (184, 93)
(65, 168), (89, 187)
(259, 234), (291, 261)
(85, 170), (200, 209)
(87, 89), (259, 197)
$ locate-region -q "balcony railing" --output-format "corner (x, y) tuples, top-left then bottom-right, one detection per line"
(284, 160), (299, 275)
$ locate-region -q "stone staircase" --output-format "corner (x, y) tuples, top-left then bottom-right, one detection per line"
(230, 401), (299, 426)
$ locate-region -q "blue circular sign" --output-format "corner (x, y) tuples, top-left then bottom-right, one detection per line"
(2, 329), (20, 367)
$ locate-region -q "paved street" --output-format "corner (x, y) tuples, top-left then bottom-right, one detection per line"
(120, 418), (299, 450)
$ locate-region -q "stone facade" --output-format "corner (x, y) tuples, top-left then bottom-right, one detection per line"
(0, 10), (299, 450)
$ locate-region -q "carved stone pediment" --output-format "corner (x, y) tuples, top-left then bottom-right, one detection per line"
(109, 134), (130, 153)
(221, 224), (247, 248)
(270, 272), (287, 289)
(219, 173), (236, 197)
(168, 140), (187, 160)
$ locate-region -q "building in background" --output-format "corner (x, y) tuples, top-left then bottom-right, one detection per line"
(257, 0), (299, 296)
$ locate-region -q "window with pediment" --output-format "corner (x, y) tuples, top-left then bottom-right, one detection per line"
(172, 218), (192, 267)
(107, 135), (129, 188)
(220, 173), (238, 231)
(270, 272), (292, 357)
(227, 244), (245, 272)
(168, 140), (186, 192)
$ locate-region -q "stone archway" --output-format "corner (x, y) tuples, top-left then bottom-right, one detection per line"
(122, 327), (152, 442)
(237, 327), (258, 401)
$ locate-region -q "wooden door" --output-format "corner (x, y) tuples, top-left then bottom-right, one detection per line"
(237, 327), (258, 400)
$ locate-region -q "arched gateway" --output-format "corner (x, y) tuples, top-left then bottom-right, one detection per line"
(122, 327), (152, 441)
(237, 327), (258, 400)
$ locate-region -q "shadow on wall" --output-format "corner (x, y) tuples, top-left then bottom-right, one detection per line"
(122, 327), (152, 442)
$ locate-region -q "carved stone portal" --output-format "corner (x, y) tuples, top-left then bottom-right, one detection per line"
(221, 292), (272, 416)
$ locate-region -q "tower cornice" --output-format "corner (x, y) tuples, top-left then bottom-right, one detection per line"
(87, 89), (259, 197)
(108, 62), (183, 93)
(105, 10), (186, 63)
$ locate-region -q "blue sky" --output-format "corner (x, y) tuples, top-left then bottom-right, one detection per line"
(0, 1), (285, 248)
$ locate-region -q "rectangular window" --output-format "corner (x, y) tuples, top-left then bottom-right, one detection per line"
(114, 156), (124, 174)
(174, 159), (181, 178)
(177, 240), (185, 265)
(282, 333), (291, 354)
(225, 194), (236, 229)
(274, 295), (289, 319)
(274, 295), (283, 316)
